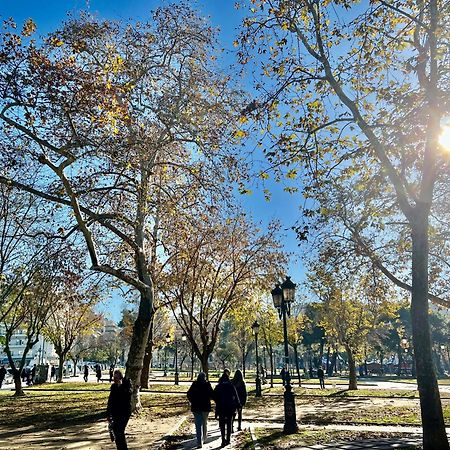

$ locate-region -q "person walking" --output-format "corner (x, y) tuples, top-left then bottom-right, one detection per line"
(0, 365), (7, 388)
(231, 369), (247, 432)
(83, 364), (89, 382)
(187, 372), (214, 448)
(317, 366), (325, 389)
(50, 365), (55, 382)
(213, 370), (240, 447)
(107, 369), (132, 450)
(31, 364), (37, 385)
(109, 365), (114, 383)
(96, 364), (102, 382)
(280, 367), (286, 386)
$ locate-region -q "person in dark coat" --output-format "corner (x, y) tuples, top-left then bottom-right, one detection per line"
(317, 366), (325, 389)
(96, 364), (102, 382)
(280, 367), (286, 386)
(31, 364), (37, 384)
(50, 365), (56, 382)
(187, 372), (214, 448)
(231, 369), (247, 432)
(109, 365), (114, 383)
(107, 369), (132, 450)
(0, 366), (6, 388)
(83, 364), (89, 382)
(213, 370), (240, 447)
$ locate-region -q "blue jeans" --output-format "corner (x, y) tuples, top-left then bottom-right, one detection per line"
(193, 411), (209, 446)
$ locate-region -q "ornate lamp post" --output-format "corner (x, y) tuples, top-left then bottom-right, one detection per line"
(271, 276), (298, 434)
(164, 333), (170, 377)
(251, 320), (262, 397)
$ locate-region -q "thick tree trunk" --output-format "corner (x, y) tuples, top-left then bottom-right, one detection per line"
(345, 345), (357, 390)
(397, 342), (403, 377)
(73, 358), (78, 377)
(241, 347), (246, 378)
(410, 214), (449, 449)
(13, 370), (24, 396)
(57, 355), (64, 383)
(140, 314), (154, 389)
(200, 352), (209, 376)
(125, 289), (152, 412)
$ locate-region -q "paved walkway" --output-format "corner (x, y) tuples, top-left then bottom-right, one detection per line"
(175, 419), (450, 450)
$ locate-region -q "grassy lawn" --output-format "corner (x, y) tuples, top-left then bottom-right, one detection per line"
(0, 385), (189, 434)
(248, 428), (421, 449)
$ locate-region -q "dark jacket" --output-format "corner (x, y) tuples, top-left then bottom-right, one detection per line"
(317, 368), (325, 379)
(213, 380), (240, 416)
(232, 380), (247, 407)
(0, 367), (6, 380)
(187, 379), (214, 412)
(107, 378), (132, 420)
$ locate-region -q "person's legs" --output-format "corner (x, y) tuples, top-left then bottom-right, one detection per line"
(219, 416), (226, 445)
(225, 415), (232, 443)
(193, 412), (203, 447)
(237, 407), (243, 431)
(112, 417), (129, 450)
(201, 411), (209, 441)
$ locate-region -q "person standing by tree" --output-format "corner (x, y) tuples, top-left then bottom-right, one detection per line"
(109, 365), (114, 383)
(0, 366), (6, 388)
(83, 364), (89, 383)
(317, 366), (325, 389)
(50, 365), (55, 382)
(187, 372), (214, 448)
(213, 370), (240, 447)
(231, 370), (247, 432)
(107, 369), (132, 450)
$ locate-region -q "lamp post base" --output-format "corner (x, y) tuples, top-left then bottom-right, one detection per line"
(283, 385), (298, 434)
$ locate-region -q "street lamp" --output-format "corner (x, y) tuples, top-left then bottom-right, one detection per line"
(251, 320), (262, 397)
(271, 276), (298, 434)
(181, 334), (187, 377)
(164, 333), (170, 377)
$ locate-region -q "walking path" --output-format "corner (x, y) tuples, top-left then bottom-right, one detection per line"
(174, 419), (450, 450)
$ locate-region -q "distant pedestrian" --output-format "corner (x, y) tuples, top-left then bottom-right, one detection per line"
(0, 365), (6, 388)
(317, 366), (325, 389)
(109, 365), (114, 383)
(187, 372), (214, 448)
(231, 369), (247, 432)
(31, 364), (37, 384)
(107, 369), (132, 450)
(83, 364), (89, 382)
(280, 367), (286, 386)
(50, 365), (56, 382)
(96, 365), (102, 383)
(308, 365), (313, 379)
(213, 370), (240, 447)
(21, 368), (27, 382)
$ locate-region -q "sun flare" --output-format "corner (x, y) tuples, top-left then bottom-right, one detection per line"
(439, 122), (450, 152)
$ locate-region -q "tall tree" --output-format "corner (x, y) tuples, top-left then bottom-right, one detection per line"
(238, 1), (449, 446)
(162, 211), (285, 375)
(0, 5), (242, 409)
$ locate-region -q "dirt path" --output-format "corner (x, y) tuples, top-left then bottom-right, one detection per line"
(0, 414), (186, 450)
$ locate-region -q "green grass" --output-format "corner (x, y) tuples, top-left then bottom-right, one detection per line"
(248, 428), (421, 449)
(0, 387), (189, 434)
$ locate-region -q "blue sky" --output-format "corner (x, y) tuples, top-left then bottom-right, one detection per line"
(2, 0), (306, 321)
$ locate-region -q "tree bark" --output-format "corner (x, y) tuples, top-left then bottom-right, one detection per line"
(140, 314), (154, 389)
(410, 212), (449, 449)
(397, 342), (403, 377)
(57, 355), (64, 383)
(269, 346), (274, 388)
(200, 352), (209, 376)
(125, 289), (152, 412)
(345, 345), (357, 390)
(13, 370), (24, 396)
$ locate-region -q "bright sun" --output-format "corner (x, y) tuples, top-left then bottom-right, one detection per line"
(439, 123), (450, 152)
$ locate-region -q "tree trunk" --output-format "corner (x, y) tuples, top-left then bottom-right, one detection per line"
(269, 346), (274, 388)
(140, 314), (155, 389)
(13, 370), (24, 396)
(125, 289), (153, 412)
(345, 345), (357, 390)
(293, 345), (301, 386)
(73, 358), (78, 377)
(397, 342), (403, 377)
(241, 347), (246, 378)
(410, 213), (449, 449)
(57, 355), (64, 383)
(200, 352), (209, 376)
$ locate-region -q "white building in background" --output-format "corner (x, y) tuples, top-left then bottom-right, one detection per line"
(103, 319), (119, 337)
(0, 326), (57, 367)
